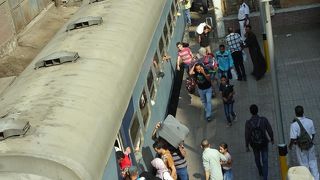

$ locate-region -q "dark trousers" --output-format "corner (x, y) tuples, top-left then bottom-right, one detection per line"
(253, 145), (268, 180)
(223, 102), (235, 123)
(201, 0), (208, 13)
(231, 51), (246, 79)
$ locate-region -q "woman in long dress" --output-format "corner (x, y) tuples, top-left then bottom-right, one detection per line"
(244, 25), (266, 80)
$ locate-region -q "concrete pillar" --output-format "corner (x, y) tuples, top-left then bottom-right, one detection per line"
(211, 0), (225, 38)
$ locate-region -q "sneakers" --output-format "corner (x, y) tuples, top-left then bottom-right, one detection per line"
(232, 114), (237, 121)
(206, 117), (211, 122)
(226, 122), (232, 127)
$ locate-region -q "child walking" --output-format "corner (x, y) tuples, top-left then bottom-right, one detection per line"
(219, 143), (233, 180)
(219, 75), (236, 127)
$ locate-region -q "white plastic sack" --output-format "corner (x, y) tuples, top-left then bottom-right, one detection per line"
(196, 22), (207, 34)
(231, 68), (238, 80)
(242, 50), (247, 62)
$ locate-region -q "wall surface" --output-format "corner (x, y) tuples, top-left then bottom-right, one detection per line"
(0, 1), (17, 57)
(0, 0), (51, 58)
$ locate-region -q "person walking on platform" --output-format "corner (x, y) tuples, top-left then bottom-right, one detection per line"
(152, 123), (190, 180)
(189, 63), (213, 121)
(198, 24), (212, 54)
(244, 25), (267, 81)
(181, 0), (192, 25)
(245, 104), (274, 180)
(215, 44), (234, 80)
(176, 42), (194, 73)
(219, 143), (233, 180)
(219, 75), (236, 127)
(238, 0), (250, 40)
(289, 105), (319, 180)
(225, 27), (246, 81)
(201, 139), (227, 180)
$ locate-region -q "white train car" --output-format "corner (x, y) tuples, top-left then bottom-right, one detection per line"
(0, 0), (186, 179)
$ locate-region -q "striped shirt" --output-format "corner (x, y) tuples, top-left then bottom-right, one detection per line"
(178, 47), (193, 65)
(171, 151), (187, 169)
(225, 33), (243, 53)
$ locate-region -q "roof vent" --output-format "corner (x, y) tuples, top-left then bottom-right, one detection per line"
(0, 119), (30, 140)
(89, 0), (105, 4)
(66, 16), (103, 31)
(35, 51), (79, 69)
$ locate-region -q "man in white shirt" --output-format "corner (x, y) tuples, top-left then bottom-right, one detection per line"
(289, 105), (319, 180)
(238, 0), (250, 40)
(201, 139), (227, 180)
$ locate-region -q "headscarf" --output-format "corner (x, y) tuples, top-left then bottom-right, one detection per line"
(151, 158), (172, 180)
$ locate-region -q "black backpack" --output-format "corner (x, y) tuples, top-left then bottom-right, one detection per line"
(250, 118), (266, 149)
(295, 119), (313, 150)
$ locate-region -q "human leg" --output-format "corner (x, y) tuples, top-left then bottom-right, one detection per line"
(201, 0), (208, 13)
(184, 9), (191, 24)
(204, 87), (212, 119)
(176, 167), (189, 180)
(231, 52), (242, 80)
(223, 103), (231, 123)
(308, 146), (319, 180)
(261, 146), (269, 180)
(198, 88), (212, 119)
(230, 101), (236, 120)
(223, 169), (233, 180)
(253, 149), (263, 176)
(239, 21), (245, 40)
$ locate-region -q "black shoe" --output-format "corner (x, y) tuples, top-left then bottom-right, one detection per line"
(237, 78), (242, 81)
(243, 76), (247, 81)
(206, 117), (211, 122)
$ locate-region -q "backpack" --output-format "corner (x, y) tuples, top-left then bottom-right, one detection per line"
(185, 76), (196, 94)
(295, 119), (313, 150)
(250, 118), (266, 149)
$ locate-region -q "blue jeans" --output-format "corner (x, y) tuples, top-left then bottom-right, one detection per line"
(197, 87), (212, 118)
(176, 166), (189, 180)
(253, 145), (268, 180)
(223, 169), (233, 180)
(184, 9), (191, 24)
(223, 102), (235, 123)
(218, 69), (232, 79)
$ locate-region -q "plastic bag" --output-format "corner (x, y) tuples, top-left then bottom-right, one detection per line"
(231, 68), (238, 80)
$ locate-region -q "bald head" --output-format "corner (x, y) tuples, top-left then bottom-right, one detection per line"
(201, 139), (210, 148)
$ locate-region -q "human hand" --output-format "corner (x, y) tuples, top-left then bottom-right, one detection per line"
(246, 147), (250, 152)
(125, 147), (131, 154)
(155, 122), (161, 129)
(177, 66), (180, 71)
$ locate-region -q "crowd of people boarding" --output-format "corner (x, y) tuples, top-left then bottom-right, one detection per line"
(114, 0), (319, 180)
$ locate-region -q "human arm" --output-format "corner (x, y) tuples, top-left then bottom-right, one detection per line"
(228, 51), (234, 68)
(151, 122), (161, 141)
(245, 121), (250, 151)
(202, 154), (210, 180)
(200, 66), (211, 81)
(178, 143), (186, 157)
(265, 118), (274, 144)
(177, 56), (181, 71)
(189, 64), (195, 75)
(198, 35), (201, 44)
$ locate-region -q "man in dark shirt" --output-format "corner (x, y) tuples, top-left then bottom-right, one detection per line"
(245, 104), (274, 180)
(189, 63), (213, 121)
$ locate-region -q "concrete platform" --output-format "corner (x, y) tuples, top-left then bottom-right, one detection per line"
(176, 7), (320, 180)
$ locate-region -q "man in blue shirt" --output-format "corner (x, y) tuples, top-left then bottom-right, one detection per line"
(215, 44), (234, 79)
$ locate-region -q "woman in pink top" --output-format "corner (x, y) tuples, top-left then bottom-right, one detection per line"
(176, 42), (194, 72)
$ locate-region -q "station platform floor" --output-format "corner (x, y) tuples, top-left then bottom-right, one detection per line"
(175, 10), (320, 180)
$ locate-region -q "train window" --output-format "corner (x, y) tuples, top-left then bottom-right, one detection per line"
(35, 51), (79, 69)
(147, 69), (156, 101)
(171, 2), (177, 22)
(114, 133), (124, 152)
(129, 113), (140, 147)
(140, 88), (151, 126)
(66, 16), (103, 31)
(163, 22), (170, 47)
(158, 35), (165, 56)
(168, 11), (174, 36)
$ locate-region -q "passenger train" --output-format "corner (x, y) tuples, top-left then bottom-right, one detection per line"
(0, 0), (186, 179)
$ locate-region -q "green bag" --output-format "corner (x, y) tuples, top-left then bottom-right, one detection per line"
(295, 119), (313, 150)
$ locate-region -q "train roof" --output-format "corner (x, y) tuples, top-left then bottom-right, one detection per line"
(0, 0), (166, 179)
